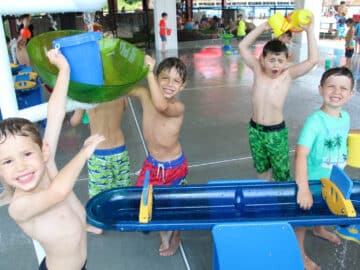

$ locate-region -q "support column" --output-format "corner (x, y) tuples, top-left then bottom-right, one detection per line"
(154, 0), (177, 52)
(294, 0), (321, 44)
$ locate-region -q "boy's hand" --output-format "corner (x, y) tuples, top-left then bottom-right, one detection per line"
(81, 134), (105, 159)
(144, 55), (156, 72)
(103, 31), (114, 38)
(262, 21), (272, 32)
(297, 186), (313, 210)
(300, 14), (314, 32)
(47, 49), (69, 70)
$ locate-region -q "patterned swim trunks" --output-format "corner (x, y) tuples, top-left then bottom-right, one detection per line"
(248, 119), (291, 181)
(87, 145), (131, 197)
(136, 153), (188, 186)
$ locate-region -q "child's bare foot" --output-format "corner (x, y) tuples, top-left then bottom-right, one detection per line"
(0, 190), (13, 207)
(159, 231), (180, 256)
(313, 226), (341, 245)
(159, 231), (172, 255)
(87, 224), (103, 235)
(304, 255), (321, 270)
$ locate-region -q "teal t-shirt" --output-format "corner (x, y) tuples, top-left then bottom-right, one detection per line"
(297, 109), (350, 180)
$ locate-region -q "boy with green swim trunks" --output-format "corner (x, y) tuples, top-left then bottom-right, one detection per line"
(129, 55), (188, 257)
(295, 67), (355, 270)
(238, 18), (318, 181)
(70, 97), (131, 235)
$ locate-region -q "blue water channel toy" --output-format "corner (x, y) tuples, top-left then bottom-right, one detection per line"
(87, 166), (360, 269)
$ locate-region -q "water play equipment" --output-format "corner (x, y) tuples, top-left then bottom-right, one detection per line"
(20, 28), (32, 39)
(52, 31), (104, 85)
(27, 30), (149, 103)
(219, 33), (234, 52)
(87, 166), (360, 268)
(86, 166), (360, 231)
(0, 0), (107, 122)
(287, 9), (312, 33)
(268, 9), (312, 38)
(348, 133), (360, 168)
(268, 13), (292, 38)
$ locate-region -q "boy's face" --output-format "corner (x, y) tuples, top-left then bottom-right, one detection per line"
(261, 52), (287, 78)
(0, 135), (48, 192)
(157, 67), (185, 98)
(319, 75), (354, 109)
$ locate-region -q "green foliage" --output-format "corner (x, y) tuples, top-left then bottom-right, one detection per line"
(124, 0), (138, 4)
(118, 0), (142, 10)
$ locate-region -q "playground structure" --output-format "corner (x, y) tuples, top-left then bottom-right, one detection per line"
(0, 0), (108, 122)
(87, 166), (360, 269)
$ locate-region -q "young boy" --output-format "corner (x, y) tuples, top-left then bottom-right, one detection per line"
(129, 55), (188, 256)
(159, 12), (169, 52)
(70, 97), (131, 235)
(295, 67), (354, 270)
(238, 18), (318, 181)
(0, 49), (104, 270)
(345, 18), (355, 69)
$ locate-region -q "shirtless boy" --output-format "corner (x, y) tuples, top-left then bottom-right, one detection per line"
(129, 55), (188, 256)
(70, 97), (131, 234)
(238, 18), (318, 181)
(0, 49), (104, 270)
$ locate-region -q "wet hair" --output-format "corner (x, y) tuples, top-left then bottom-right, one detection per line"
(0, 118), (42, 147)
(262, 39), (288, 58)
(156, 57), (187, 83)
(18, 14), (30, 21)
(282, 30), (292, 39)
(161, 12), (168, 18)
(320, 67), (354, 89)
(346, 18), (354, 25)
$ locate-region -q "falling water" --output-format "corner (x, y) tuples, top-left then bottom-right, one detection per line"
(47, 14), (57, 31)
(83, 12), (95, 31)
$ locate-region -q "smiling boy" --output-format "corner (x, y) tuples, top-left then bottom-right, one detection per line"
(129, 55), (188, 256)
(238, 19), (318, 181)
(295, 67), (355, 270)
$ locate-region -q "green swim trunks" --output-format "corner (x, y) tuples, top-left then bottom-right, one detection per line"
(248, 119), (291, 181)
(87, 145), (131, 197)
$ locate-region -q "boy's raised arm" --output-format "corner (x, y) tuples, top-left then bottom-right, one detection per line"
(238, 22), (270, 70)
(70, 109), (85, 127)
(289, 16), (319, 79)
(9, 134), (104, 222)
(43, 50), (70, 175)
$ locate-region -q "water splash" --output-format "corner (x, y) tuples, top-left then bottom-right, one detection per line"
(83, 12), (95, 31)
(335, 240), (348, 269)
(10, 38), (17, 64)
(47, 14), (57, 31)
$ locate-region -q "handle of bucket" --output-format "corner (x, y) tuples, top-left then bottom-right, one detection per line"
(54, 43), (61, 52)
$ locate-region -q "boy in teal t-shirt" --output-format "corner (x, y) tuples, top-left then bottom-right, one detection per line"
(295, 67), (354, 270)
(298, 109), (349, 180)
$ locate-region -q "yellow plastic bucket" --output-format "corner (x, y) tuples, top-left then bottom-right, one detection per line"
(348, 133), (360, 168)
(268, 13), (292, 38)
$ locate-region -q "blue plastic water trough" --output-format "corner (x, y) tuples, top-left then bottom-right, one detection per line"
(86, 173), (360, 232)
